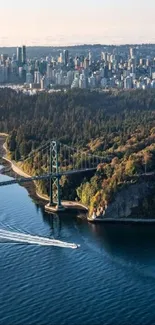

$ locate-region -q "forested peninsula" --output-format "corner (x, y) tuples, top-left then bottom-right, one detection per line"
(1, 88), (155, 218)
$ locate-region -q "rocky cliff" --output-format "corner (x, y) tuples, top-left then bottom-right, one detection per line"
(101, 181), (155, 219)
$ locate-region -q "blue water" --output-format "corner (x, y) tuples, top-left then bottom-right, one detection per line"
(1, 171), (155, 325)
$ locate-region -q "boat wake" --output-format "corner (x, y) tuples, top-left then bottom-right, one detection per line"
(0, 228), (79, 249)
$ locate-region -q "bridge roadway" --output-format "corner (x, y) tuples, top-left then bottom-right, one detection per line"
(0, 168), (96, 187)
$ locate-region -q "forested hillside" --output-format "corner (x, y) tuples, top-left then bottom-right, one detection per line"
(0, 88), (155, 153)
(1, 88), (155, 213)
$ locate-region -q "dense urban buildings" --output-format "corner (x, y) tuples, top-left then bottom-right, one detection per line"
(1, 44), (155, 91)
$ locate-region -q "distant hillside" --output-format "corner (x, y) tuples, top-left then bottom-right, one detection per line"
(1, 43), (155, 58)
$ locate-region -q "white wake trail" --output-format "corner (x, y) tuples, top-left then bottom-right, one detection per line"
(0, 229), (79, 249)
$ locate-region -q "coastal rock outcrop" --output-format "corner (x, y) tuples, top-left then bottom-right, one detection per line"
(100, 181), (155, 219)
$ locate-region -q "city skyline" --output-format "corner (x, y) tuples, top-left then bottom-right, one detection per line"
(0, 43), (155, 91)
(0, 0), (155, 46)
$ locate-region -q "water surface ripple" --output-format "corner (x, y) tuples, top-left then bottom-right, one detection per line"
(1, 172), (155, 325)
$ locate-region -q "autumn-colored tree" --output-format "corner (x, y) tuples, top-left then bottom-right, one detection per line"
(143, 151), (153, 174)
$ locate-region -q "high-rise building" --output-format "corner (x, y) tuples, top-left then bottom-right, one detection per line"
(124, 76), (133, 89)
(139, 58), (145, 66)
(152, 72), (155, 80)
(55, 72), (62, 85)
(63, 50), (69, 65)
(101, 52), (107, 62)
(26, 72), (33, 84)
(75, 57), (80, 69)
(34, 71), (41, 84)
(67, 71), (74, 85)
(19, 67), (23, 79)
(22, 45), (26, 64)
(88, 52), (92, 66)
(84, 58), (89, 70)
(0, 65), (8, 83)
(71, 76), (79, 88)
(1, 54), (8, 64)
(107, 54), (111, 62)
(12, 53), (16, 61)
(46, 64), (53, 82)
(17, 47), (22, 65)
(79, 73), (88, 89)
(59, 53), (63, 64)
(100, 68), (105, 78)
(130, 47), (136, 58)
(88, 75), (96, 88)
(41, 76), (47, 89)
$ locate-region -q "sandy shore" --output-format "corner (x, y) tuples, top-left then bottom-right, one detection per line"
(3, 154), (31, 178)
(0, 133), (8, 137)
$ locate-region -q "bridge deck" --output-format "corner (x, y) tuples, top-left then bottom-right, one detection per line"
(0, 168), (96, 187)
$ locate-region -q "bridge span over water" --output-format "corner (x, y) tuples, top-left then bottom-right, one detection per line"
(0, 140), (105, 212)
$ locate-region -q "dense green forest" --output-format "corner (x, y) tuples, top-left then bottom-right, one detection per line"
(1, 88), (155, 214)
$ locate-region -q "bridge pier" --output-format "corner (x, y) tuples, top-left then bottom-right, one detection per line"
(48, 176), (65, 211)
(45, 202), (66, 213)
(47, 141), (65, 212)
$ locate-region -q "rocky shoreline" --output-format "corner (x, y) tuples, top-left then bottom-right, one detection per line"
(89, 179), (155, 222)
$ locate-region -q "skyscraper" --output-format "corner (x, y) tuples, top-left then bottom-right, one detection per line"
(22, 45), (26, 64)
(84, 58), (89, 70)
(88, 52), (92, 66)
(46, 64), (53, 83)
(130, 47), (136, 58)
(63, 50), (69, 65)
(17, 47), (22, 65)
(1, 54), (8, 64)
(101, 52), (108, 62)
(34, 71), (41, 84)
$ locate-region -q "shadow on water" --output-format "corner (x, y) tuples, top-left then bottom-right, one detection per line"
(33, 203), (62, 238)
(43, 213), (62, 238)
(34, 202), (81, 239)
(32, 199), (155, 275)
(88, 222), (155, 273)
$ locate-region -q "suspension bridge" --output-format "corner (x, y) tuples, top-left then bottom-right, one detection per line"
(0, 140), (106, 212)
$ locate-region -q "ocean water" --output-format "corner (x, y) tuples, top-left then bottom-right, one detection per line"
(1, 171), (155, 325)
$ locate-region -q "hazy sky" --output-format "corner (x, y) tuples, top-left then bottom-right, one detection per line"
(0, 0), (155, 46)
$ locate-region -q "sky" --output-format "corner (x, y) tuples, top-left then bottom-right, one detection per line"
(0, 0), (155, 46)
